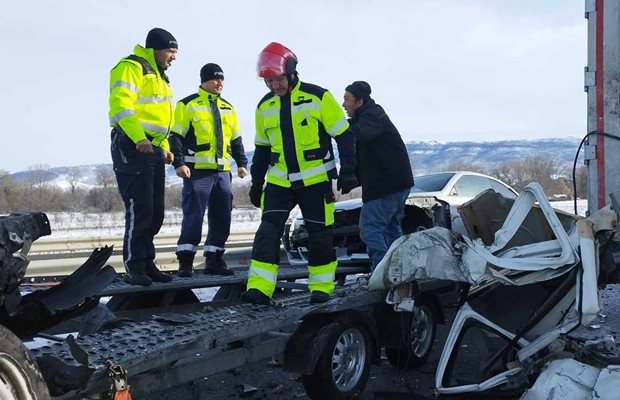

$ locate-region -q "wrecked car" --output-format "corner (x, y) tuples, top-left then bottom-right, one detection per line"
(283, 171), (518, 265)
(0, 212), (116, 398)
(369, 182), (620, 398)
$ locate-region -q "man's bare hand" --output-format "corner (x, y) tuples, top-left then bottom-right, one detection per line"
(136, 139), (154, 154)
(237, 167), (248, 178)
(164, 151), (174, 164)
(176, 165), (191, 178)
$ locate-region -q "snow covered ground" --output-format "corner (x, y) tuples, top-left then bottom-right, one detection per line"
(45, 207), (262, 239)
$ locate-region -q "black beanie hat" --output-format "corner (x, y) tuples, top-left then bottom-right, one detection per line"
(346, 81), (372, 101)
(200, 63), (224, 82)
(145, 28), (178, 50)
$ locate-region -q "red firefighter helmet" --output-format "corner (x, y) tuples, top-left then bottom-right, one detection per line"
(257, 42), (298, 78)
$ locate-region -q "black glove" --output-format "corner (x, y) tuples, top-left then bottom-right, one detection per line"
(249, 184), (263, 208)
(337, 174), (358, 194)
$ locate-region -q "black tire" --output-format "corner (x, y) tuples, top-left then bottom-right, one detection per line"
(0, 324), (50, 400)
(385, 303), (436, 370)
(302, 323), (372, 400)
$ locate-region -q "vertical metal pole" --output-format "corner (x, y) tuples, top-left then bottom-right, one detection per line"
(586, 0), (620, 215)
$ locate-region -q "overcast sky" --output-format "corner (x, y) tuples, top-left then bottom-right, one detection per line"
(2, 0), (586, 173)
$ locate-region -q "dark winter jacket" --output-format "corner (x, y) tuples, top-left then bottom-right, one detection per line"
(348, 99), (414, 202)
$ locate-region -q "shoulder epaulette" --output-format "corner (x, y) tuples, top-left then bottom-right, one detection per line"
(257, 92), (276, 108)
(299, 82), (327, 98)
(125, 54), (156, 75)
(179, 93), (200, 105)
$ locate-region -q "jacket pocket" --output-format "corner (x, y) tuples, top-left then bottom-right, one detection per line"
(303, 147), (328, 161)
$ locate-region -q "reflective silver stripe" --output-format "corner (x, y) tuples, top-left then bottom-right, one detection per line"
(248, 267), (277, 283)
(261, 109), (280, 118)
(172, 124), (186, 135)
(218, 158), (231, 166)
(125, 198), (135, 267)
(188, 105), (212, 114)
(288, 160), (336, 182)
(267, 165), (288, 179)
(291, 102), (319, 114)
(111, 80), (139, 94)
(328, 118), (348, 137)
(204, 245), (224, 253)
(255, 137), (270, 145)
(136, 95), (173, 104)
(177, 244), (197, 253)
(141, 122), (169, 134)
(184, 155), (217, 163)
(111, 109), (135, 124)
(220, 109), (233, 115)
(309, 272), (335, 284)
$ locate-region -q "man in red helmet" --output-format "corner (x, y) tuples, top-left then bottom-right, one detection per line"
(240, 42), (358, 305)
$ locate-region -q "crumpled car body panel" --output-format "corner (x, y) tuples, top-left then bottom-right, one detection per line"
(369, 183), (616, 396)
(519, 359), (620, 400)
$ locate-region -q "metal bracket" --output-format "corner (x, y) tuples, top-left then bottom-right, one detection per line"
(584, 67), (595, 92)
(107, 360), (130, 395)
(585, 0), (596, 18)
(584, 144), (597, 161)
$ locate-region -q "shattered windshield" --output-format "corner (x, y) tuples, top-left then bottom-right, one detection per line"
(410, 173), (454, 193)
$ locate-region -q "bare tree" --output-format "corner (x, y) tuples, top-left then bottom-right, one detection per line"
(488, 161), (526, 190)
(66, 166), (83, 210)
(92, 165), (122, 212)
(575, 165), (588, 199)
(96, 165), (116, 188)
(0, 171), (22, 213)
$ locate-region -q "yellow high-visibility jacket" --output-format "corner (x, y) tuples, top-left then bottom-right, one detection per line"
(254, 80), (349, 188)
(170, 88), (242, 171)
(109, 45), (173, 151)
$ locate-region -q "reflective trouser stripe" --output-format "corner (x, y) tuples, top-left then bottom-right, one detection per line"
(125, 198), (136, 269)
(247, 260), (279, 297)
(177, 244), (197, 253)
(204, 245), (224, 253)
(308, 261), (337, 294)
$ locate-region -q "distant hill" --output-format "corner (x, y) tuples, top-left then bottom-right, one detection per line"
(407, 137), (582, 174)
(10, 137), (583, 187)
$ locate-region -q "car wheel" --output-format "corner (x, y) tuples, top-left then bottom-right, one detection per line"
(0, 324), (50, 400)
(385, 303), (436, 370)
(302, 323), (372, 400)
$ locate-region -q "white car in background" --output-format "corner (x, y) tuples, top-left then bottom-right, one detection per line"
(282, 171), (518, 265)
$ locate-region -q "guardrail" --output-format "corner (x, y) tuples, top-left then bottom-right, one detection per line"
(25, 232), (255, 281)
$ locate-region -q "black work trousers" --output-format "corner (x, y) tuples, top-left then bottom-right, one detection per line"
(252, 181), (335, 267)
(111, 129), (166, 274)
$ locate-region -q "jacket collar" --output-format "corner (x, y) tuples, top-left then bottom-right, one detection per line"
(133, 45), (158, 71)
(353, 98), (375, 121)
(198, 86), (220, 102)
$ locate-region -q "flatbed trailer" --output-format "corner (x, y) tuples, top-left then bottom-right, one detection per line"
(23, 262), (457, 400)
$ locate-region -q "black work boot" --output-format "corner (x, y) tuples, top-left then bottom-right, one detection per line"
(124, 271), (152, 286)
(240, 289), (271, 305)
(204, 251), (234, 276)
(310, 291), (330, 304)
(145, 262), (173, 283)
(177, 253), (194, 278)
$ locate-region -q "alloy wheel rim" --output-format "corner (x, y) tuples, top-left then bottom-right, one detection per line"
(0, 353), (35, 400)
(331, 328), (366, 391)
